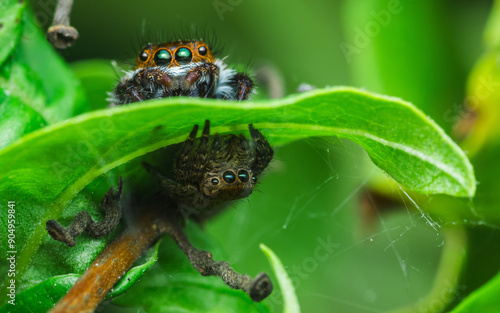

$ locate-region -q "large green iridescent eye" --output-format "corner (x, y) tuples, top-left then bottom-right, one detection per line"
(175, 47), (192, 65)
(154, 50), (172, 66)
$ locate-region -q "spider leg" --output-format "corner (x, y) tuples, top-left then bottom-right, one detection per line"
(211, 133), (221, 157)
(112, 80), (145, 105)
(111, 68), (174, 105)
(212, 132), (230, 163)
(165, 220), (273, 302)
(226, 72), (254, 101)
(249, 124), (274, 175)
(175, 124), (200, 178)
(46, 178), (123, 247)
(142, 68), (174, 98)
(142, 162), (196, 198)
(184, 63), (219, 98)
(193, 120), (211, 173)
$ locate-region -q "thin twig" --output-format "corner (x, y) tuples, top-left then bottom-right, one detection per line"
(47, 0), (79, 49)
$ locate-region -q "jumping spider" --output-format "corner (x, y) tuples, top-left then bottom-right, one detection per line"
(143, 119), (274, 220)
(109, 40), (254, 105)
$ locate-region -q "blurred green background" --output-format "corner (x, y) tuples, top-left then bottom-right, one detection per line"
(29, 0), (500, 312)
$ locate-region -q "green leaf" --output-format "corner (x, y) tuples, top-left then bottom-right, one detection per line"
(342, 0), (464, 130)
(0, 86), (475, 307)
(483, 0), (500, 49)
(11, 14), (88, 123)
(0, 238), (160, 312)
(112, 222), (271, 313)
(0, 11), (87, 150)
(449, 270), (500, 312)
(260, 244), (300, 313)
(0, 274), (79, 313)
(71, 59), (118, 112)
(0, 0), (25, 66)
(428, 143), (500, 225)
(460, 49), (500, 154)
(0, 93), (47, 150)
(107, 239), (161, 299)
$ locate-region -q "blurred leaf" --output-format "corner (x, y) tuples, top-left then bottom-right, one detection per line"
(0, 0), (25, 66)
(456, 46), (500, 155)
(429, 0), (500, 225)
(71, 60), (118, 111)
(483, 0), (500, 49)
(260, 244), (300, 313)
(449, 269), (500, 313)
(0, 10), (87, 150)
(342, 0), (464, 130)
(12, 15), (88, 122)
(112, 222), (270, 313)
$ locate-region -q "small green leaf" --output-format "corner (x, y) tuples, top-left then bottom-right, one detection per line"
(260, 244), (300, 313)
(107, 239), (161, 299)
(449, 270), (500, 312)
(483, 0), (500, 49)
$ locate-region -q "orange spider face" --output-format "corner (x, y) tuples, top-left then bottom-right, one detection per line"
(136, 40), (215, 69)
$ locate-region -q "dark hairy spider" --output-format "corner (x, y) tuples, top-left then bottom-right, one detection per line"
(108, 40), (254, 105)
(143, 119), (274, 219)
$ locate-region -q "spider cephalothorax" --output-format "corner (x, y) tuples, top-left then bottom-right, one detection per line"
(143, 120), (273, 216)
(109, 40), (254, 105)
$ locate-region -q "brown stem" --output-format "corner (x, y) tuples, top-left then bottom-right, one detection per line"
(47, 0), (79, 49)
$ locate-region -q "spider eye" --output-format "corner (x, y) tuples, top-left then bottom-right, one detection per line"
(175, 47), (192, 65)
(198, 46), (207, 56)
(139, 50), (149, 62)
(222, 171), (236, 183)
(211, 178), (219, 185)
(238, 170), (249, 182)
(154, 50), (172, 66)
(251, 176), (257, 183)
